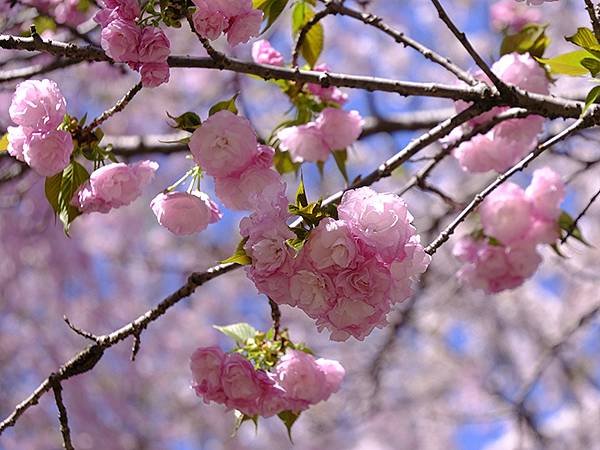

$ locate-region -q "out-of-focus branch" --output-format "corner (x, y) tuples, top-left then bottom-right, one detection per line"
(584, 0), (600, 41)
(322, 0), (477, 85)
(429, 0), (505, 93)
(560, 185), (600, 244)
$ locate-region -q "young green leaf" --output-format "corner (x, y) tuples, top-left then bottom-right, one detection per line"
(558, 211), (592, 246)
(208, 94), (239, 116)
(582, 85), (600, 114)
(45, 172), (64, 215)
(332, 149), (349, 183)
(277, 410), (300, 442)
(295, 175), (308, 207)
(292, 2), (324, 68)
(166, 111), (202, 132)
(213, 323), (258, 344)
(565, 27), (599, 50)
(0, 133), (8, 152)
(221, 237), (251, 265)
(537, 50), (593, 76)
(500, 24), (550, 58)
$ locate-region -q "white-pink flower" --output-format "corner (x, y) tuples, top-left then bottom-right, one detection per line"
(316, 108), (364, 150)
(189, 110), (258, 177)
(277, 123), (330, 163)
(151, 191), (221, 235)
(9, 79), (67, 131)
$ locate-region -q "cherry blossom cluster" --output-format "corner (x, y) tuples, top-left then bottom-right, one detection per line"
(96, 0), (171, 87)
(243, 187), (431, 341)
(453, 167), (565, 293)
(7, 79), (73, 177)
(190, 347), (344, 418)
(277, 108), (364, 163)
(450, 52), (549, 173)
(191, 0), (263, 47)
(73, 161), (159, 214)
(252, 40), (348, 105)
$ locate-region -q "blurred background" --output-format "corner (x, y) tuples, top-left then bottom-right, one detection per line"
(1, 0), (600, 449)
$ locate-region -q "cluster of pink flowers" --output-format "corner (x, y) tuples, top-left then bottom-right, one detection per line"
(151, 191), (222, 235)
(72, 161), (158, 214)
(244, 187), (430, 341)
(95, 0), (171, 87)
(190, 347), (344, 417)
(277, 108), (364, 163)
(189, 110), (286, 212)
(191, 0), (262, 47)
(453, 167), (565, 293)
(490, 0), (542, 32)
(7, 79), (73, 177)
(251, 40), (348, 105)
(451, 52), (549, 173)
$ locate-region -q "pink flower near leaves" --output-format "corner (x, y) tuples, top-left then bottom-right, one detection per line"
(190, 346), (226, 403)
(490, 0), (542, 32)
(277, 123), (330, 163)
(275, 350), (329, 404)
(6, 126), (28, 162)
(480, 182), (532, 245)
(23, 130), (73, 177)
(525, 167), (565, 221)
(138, 27), (170, 63)
(189, 110), (258, 177)
(151, 191), (221, 235)
(9, 79), (67, 131)
(74, 161), (158, 214)
(305, 218), (358, 271)
(226, 9), (263, 46)
(316, 108), (364, 150)
(214, 166), (285, 211)
(101, 18), (141, 62)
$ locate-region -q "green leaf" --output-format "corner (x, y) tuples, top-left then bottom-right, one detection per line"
(273, 149), (300, 175)
(231, 411), (258, 437)
(292, 2), (324, 68)
(565, 27), (599, 50)
(45, 172), (63, 215)
(0, 133), (8, 152)
(500, 24), (550, 59)
(558, 211), (592, 246)
(295, 175), (308, 207)
(332, 149), (349, 183)
(213, 323), (258, 344)
(537, 50), (594, 76)
(583, 85), (600, 114)
(208, 94), (239, 116)
(263, 0), (290, 32)
(57, 161), (90, 233)
(277, 410), (300, 442)
(166, 111), (201, 132)
(581, 57), (600, 77)
(550, 243), (567, 258)
(221, 237), (251, 266)
(32, 15), (57, 35)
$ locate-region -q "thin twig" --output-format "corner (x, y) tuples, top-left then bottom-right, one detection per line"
(560, 185), (600, 244)
(85, 82), (143, 131)
(51, 381), (75, 450)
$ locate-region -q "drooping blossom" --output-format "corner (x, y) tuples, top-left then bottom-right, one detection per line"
(151, 191), (221, 235)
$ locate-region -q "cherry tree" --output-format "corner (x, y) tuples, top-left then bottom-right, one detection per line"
(1, 0), (600, 449)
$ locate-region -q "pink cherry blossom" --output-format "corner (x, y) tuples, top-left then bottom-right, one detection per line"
(316, 108), (364, 150)
(251, 40), (284, 66)
(151, 191), (221, 235)
(289, 266), (335, 319)
(138, 27), (170, 63)
(190, 346), (226, 403)
(22, 130), (73, 177)
(6, 126), (28, 162)
(525, 167), (565, 221)
(214, 166), (286, 211)
(222, 353), (272, 415)
(305, 218), (358, 271)
(189, 110), (259, 177)
(101, 18), (141, 63)
(74, 161), (158, 214)
(9, 79), (67, 131)
(480, 182), (532, 245)
(226, 9), (263, 46)
(275, 350), (329, 404)
(307, 64), (349, 105)
(277, 123), (330, 163)
(140, 62), (170, 88)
